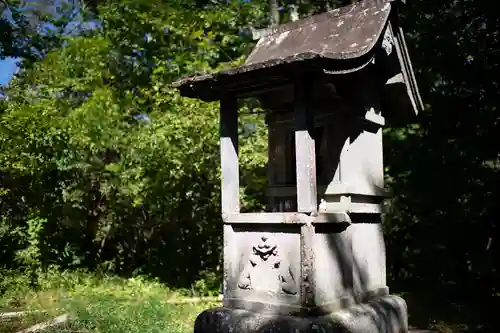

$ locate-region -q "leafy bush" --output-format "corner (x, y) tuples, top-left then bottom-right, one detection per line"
(0, 0), (267, 287)
(0, 270), (221, 333)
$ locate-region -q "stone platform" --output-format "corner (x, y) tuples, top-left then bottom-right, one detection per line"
(194, 295), (408, 333)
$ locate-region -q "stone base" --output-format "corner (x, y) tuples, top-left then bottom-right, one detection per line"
(194, 295), (408, 333)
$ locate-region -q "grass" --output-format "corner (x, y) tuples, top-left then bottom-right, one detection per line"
(1, 270), (490, 333)
(0, 270), (221, 333)
(0, 312), (53, 333)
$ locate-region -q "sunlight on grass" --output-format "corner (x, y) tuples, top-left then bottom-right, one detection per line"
(0, 312), (52, 333)
(0, 271), (221, 333)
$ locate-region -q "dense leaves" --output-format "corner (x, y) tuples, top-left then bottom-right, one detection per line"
(1, 0), (499, 327)
(0, 0), (267, 287)
(382, 0), (500, 327)
(0, 0), (95, 68)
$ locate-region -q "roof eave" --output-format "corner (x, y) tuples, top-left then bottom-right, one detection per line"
(173, 49), (379, 102)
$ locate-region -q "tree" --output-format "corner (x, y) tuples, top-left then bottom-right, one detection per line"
(383, 0), (499, 327)
(0, 0), (268, 288)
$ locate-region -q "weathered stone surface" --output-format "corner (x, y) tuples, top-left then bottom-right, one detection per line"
(222, 221), (391, 316)
(224, 227), (301, 312)
(173, 2), (422, 122)
(172, 0), (392, 101)
(245, 0), (391, 66)
(349, 223), (387, 295)
(194, 295), (408, 333)
(308, 221), (389, 315)
(171, 0), (423, 331)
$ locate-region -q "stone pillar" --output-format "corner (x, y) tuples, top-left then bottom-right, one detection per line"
(219, 96), (240, 300)
(194, 79), (408, 333)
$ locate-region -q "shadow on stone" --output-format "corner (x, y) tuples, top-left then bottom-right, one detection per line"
(194, 296), (407, 333)
(174, 0), (423, 332)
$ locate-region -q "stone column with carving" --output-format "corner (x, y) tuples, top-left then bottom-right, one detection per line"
(172, 1), (423, 332)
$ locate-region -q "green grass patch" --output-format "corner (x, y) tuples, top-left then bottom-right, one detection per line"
(3, 270), (486, 333)
(0, 270), (220, 333)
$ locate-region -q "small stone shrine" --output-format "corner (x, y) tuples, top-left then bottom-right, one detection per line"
(173, 0), (423, 332)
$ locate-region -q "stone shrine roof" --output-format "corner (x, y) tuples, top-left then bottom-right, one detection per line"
(245, 0), (391, 65)
(172, 0), (423, 119)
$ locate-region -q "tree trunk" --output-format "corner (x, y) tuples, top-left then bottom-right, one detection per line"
(269, 0), (279, 26)
(289, 3), (299, 22)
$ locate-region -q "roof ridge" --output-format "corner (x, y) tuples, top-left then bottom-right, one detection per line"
(252, 0), (392, 41)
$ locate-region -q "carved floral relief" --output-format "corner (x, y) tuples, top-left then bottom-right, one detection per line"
(237, 235), (298, 295)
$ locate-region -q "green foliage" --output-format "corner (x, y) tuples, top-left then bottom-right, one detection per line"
(0, 270), (220, 333)
(0, 0), (267, 288)
(1, 0), (499, 329)
(381, 0), (499, 327)
(0, 0), (92, 67)
(190, 269), (220, 296)
(14, 216), (47, 267)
